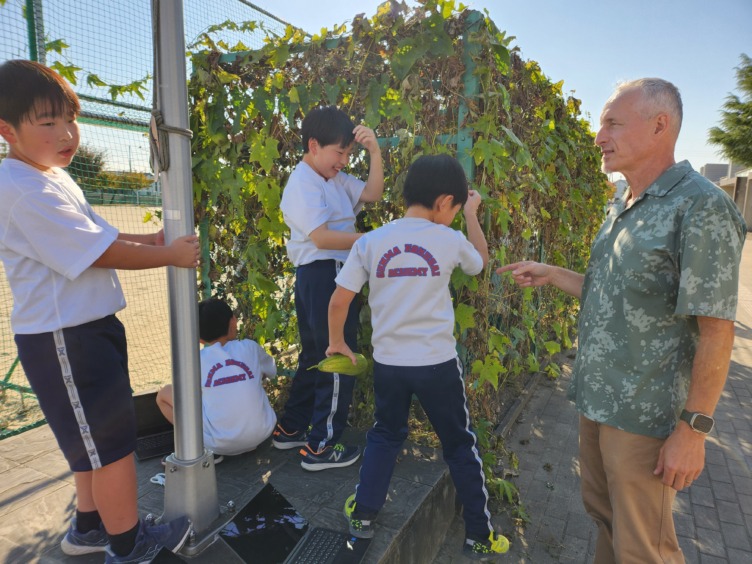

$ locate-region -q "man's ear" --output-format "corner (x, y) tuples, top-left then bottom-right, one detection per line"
(653, 112), (669, 136)
(0, 119), (17, 144)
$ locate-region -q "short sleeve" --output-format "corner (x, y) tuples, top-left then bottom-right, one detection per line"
(334, 237), (369, 293)
(338, 172), (366, 213)
(9, 187), (118, 280)
(676, 194), (746, 319)
(454, 230), (484, 276)
(282, 182), (330, 237)
(254, 341), (277, 379)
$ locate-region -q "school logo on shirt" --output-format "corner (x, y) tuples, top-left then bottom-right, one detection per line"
(204, 358), (255, 387)
(375, 243), (440, 278)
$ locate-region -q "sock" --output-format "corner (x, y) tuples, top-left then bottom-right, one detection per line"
(75, 509), (102, 533)
(109, 522), (140, 556)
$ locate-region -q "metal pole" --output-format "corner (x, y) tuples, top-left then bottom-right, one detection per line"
(457, 10), (482, 182)
(25, 0), (46, 64)
(152, 0), (219, 539)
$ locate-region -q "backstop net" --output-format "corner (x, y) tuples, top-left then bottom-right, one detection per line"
(0, 0), (288, 437)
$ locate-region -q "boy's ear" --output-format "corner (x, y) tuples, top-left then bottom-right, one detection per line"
(0, 119), (17, 144)
(308, 138), (319, 155)
(435, 194), (454, 211)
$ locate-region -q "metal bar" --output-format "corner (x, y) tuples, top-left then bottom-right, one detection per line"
(199, 217), (211, 299)
(78, 114), (149, 132)
(25, 0), (45, 63)
(78, 93), (152, 113)
(153, 0), (218, 535)
(457, 10), (482, 182)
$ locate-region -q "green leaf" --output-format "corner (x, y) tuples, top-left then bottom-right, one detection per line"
(543, 340), (561, 356)
(471, 355), (504, 390)
(86, 73), (107, 88)
(454, 303), (477, 334)
(249, 135), (280, 173)
(324, 81), (341, 105)
(391, 36), (431, 81)
(488, 327), (511, 354)
(45, 39), (69, 54)
(50, 62), (80, 85)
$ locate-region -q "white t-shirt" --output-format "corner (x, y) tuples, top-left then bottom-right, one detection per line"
(280, 161), (365, 266)
(335, 217), (483, 366)
(0, 159), (125, 334)
(200, 339), (277, 455)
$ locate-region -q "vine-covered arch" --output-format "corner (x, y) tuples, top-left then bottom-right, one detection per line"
(188, 0), (609, 428)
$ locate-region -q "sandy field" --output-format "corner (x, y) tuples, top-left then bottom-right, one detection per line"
(1, 204), (174, 433)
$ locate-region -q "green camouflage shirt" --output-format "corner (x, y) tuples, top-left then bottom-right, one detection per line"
(569, 161), (747, 438)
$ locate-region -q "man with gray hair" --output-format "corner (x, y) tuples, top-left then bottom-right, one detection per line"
(498, 78), (746, 562)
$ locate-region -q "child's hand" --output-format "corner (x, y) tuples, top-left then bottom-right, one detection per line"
(463, 189), (482, 216)
(353, 125), (379, 154)
(169, 234), (201, 268)
(325, 342), (357, 365)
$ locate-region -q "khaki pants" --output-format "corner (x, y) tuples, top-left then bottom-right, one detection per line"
(579, 416), (684, 564)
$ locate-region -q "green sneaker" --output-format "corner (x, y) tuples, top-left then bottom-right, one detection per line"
(343, 493), (374, 539)
(462, 531), (510, 561)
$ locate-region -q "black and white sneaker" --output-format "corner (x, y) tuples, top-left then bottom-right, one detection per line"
(299, 443), (360, 471)
(272, 424), (309, 450)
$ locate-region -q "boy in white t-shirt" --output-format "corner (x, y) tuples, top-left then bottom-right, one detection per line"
(0, 60), (194, 563)
(157, 298), (277, 457)
(327, 155), (509, 561)
(274, 106), (384, 471)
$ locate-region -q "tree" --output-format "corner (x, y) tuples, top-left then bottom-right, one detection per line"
(65, 145), (106, 189)
(709, 53), (752, 168)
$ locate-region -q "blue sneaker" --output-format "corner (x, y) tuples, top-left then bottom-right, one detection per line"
(299, 443), (360, 471)
(343, 494), (374, 539)
(104, 516), (191, 563)
(60, 517), (109, 555)
(272, 424), (310, 450)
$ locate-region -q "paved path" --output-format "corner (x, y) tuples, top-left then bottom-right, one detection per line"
(438, 233), (752, 563)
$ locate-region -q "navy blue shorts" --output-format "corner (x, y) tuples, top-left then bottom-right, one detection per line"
(15, 315), (137, 472)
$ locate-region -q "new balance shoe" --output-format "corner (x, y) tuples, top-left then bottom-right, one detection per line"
(299, 443), (360, 471)
(343, 493), (374, 539)
(60, 518), (109, 555)
(272, 424), (309, 450)
(104, 516), (192, 563)
(462, 531), (510, 561)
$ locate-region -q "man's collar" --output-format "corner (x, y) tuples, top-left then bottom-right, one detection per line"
(641, 160), (693, 198)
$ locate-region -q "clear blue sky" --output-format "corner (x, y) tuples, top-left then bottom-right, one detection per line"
(253, 0), (752, 170)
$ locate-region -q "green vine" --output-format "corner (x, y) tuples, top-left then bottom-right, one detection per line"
(188, 0), (608, 494)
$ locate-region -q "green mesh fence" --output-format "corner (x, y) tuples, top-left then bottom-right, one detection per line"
(0, 0), (289, 437)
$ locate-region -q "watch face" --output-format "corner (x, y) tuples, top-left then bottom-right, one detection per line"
(692, 414), (714, 434)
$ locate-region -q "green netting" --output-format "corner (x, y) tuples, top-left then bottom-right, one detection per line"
(0, 0), (289, 437)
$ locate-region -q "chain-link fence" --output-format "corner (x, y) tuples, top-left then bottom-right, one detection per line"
(0, 0), (290, 437)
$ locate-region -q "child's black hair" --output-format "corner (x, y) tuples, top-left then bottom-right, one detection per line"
(198, 298), (234, 342)
(0, 60), (80, 127)
(301, 106), (356, 153)
(403, 154), (469, 209)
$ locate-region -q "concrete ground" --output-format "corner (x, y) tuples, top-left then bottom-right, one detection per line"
(436, 233), (752, 563)
(0, 236), (749, 563)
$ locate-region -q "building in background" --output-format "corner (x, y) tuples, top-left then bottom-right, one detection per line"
(705, 162), (752, 227)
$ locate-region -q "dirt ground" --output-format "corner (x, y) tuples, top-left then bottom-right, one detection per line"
(1, 205), (173, 434)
